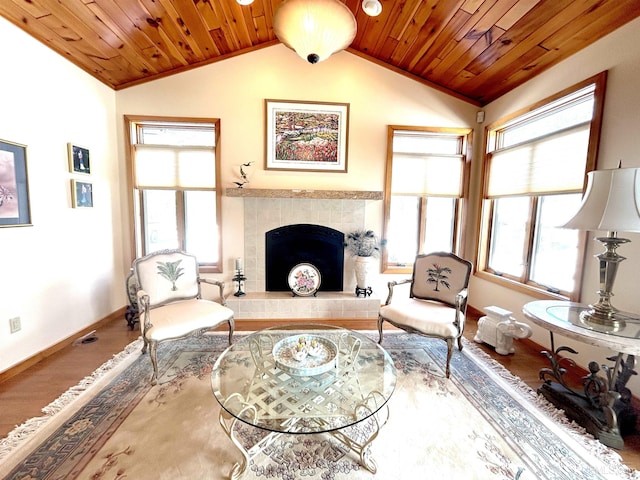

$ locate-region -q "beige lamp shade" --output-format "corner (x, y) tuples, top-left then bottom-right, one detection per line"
(562, 167), (640, 233)
(273, 0), (357, 64)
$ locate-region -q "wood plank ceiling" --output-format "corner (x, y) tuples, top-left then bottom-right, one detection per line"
(1, 0), (639, 106)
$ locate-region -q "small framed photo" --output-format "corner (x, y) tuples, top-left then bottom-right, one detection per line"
(68, 143), (90, 174)
(265, 99), (349, 173)
(0, 139), (32, 227)
(71, 179), (93, 208)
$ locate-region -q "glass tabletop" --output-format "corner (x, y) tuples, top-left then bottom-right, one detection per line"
(210, 324), (397, 434)
(545, 303), (640, 338)
(523, 300), (640, 356)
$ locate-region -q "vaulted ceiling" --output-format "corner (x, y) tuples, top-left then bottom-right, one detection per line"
(2, 0), (639, 106)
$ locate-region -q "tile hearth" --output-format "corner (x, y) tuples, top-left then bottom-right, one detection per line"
(226, 292), (380, 320)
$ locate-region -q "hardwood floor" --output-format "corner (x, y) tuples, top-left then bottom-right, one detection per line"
(1, 314), (639, 470)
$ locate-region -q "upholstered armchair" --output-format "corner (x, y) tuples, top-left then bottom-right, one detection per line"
(378, 252), (473, 378)
(132, 249), (235, 384)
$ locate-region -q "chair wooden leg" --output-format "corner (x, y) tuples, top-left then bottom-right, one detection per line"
(445, 338), (453, 379)
(457, 336), (464, 351)
(228, 318), (235, 344)
(377, 316), (384, 344)
(149, 340), (159, 385)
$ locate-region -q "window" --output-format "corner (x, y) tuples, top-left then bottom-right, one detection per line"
(478, 72), (607, 299)
(382, 126), (471, 272)
(125, 116), (222, 273)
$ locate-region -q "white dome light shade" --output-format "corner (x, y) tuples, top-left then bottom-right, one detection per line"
(273, 0), (357, 64)
(362, 0), (382, 16)
(236, 0), (254, 5)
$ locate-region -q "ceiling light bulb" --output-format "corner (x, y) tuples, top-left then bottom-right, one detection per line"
(362, 0), (382, 16)
(236, 0), (254, 5)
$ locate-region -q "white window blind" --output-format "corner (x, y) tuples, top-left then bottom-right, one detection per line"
(134, 145), (216, 188)
(486, 123), (589, 198)
(391, 154), (463, 196)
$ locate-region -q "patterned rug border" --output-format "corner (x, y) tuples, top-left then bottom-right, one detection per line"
(1, 330), (637, 479)
(0, 337), (144, 461)
(459, 338), (637, 477)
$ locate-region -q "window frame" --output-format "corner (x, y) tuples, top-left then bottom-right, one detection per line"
(382, 125), (472, 274)
(476, 72), (607, 300)
(124, 115), (223, 273)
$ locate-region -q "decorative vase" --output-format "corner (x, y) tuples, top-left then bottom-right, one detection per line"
(354, 256), (372, 291)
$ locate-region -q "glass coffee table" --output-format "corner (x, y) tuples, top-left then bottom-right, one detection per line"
(210, 324), (397, 479)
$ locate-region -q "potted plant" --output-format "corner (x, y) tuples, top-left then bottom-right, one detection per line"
(345, 229), (381, 258)
(345, 229), (380, 296)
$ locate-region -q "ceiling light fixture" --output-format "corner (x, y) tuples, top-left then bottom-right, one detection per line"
(362, 0), (382, 16)
(272, 0), (358, 64)
(237, 0), (382, 64)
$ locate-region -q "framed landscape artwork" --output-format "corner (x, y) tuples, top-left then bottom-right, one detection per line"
(0, 139), (32, 227)
(68, 143), (91, 174)
(71, 179), (93, 208)
(265, 99), (349, 172)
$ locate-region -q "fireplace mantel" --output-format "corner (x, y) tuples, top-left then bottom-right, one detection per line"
(225, 188), (383, 200)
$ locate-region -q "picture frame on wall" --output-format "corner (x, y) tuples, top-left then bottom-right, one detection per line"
(0, 139), (32, 227)
(67, 143), (91, 174)
(265, 99), (349, 173)
(71, 179), (93, 208)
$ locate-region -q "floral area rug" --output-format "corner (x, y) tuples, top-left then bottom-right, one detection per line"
(1, 331), (638, 480)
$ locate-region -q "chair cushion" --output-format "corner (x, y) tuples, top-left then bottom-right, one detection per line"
(145, 298), (233, 341)
(380, 298), (463, 338)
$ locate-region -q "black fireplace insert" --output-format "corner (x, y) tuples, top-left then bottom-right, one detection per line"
(265, 224), (345, 292)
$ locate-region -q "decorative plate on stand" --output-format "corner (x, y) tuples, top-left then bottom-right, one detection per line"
(288, 263), (321, 296)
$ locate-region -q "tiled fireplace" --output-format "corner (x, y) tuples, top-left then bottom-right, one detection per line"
(225, 189), (383, 320)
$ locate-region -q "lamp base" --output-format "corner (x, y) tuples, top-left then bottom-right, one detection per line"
(579, 307), (625, 332)
(581, 234), (630, 332)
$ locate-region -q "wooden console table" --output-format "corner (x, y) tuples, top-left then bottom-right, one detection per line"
(523, 300), (640, 449)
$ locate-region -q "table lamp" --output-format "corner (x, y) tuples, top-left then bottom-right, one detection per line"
(562, 164), (640, 330)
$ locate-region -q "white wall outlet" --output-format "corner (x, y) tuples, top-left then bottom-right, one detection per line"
(9, 317), (21, 334)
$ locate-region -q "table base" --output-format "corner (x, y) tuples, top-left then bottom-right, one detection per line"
(539, 382), (626, 449)
(537, 340), (638, 449)
(218, 391), (390, 479)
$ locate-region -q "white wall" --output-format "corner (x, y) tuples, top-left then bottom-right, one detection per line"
(470, 16), (640, 395)
(115, 44), (477, 290)
(0, 17), (124, 371)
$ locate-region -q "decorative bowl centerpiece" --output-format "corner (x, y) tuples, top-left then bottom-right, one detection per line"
(273, 334), (338, 376)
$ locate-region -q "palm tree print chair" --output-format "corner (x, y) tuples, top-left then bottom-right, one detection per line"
(132, 249), (235, 384)
(378, 252), (473, 378)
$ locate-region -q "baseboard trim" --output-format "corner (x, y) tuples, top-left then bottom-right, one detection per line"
(0, 307), (127, 385)
(467, 305), (483, 318)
